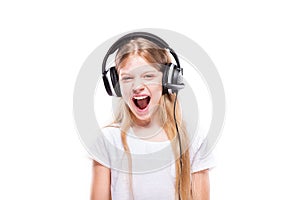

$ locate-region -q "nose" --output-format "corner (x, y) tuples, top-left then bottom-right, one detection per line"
(132, 78), (145, 94)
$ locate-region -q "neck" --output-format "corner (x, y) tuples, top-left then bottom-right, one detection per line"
(131, 115), (167, 141)
(133, 114), (160, 129)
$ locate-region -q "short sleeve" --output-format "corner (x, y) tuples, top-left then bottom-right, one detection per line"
(190, 135), (216, 173)
(89, 131), (111, 168)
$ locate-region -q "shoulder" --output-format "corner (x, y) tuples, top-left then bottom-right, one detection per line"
(189, 127), (206, 155)
(101, 124), (121, 135)
(99, 124), (122, 143)
(188, 127), (217, 172)
(90, 124), (124, 168)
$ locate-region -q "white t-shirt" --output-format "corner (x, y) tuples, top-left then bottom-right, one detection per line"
(91, 126), (216, 200)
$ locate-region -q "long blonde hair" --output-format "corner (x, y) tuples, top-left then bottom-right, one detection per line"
(111, 38), (192, 200)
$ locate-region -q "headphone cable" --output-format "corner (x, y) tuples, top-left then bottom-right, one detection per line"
(173, 91), (183, 200)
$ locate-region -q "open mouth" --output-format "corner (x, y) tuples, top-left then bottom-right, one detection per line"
(132, 96), (151, 110)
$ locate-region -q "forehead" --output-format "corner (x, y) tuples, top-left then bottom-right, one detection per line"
(119, 55), (158, 74)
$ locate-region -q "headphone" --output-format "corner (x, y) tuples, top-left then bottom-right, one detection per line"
(102, 32), (185, 97)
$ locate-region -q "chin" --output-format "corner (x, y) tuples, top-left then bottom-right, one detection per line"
(131, 108), (152, 122)
(130, 105), (158, 125)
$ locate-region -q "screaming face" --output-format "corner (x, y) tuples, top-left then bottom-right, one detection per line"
(118, 55), (163, 123)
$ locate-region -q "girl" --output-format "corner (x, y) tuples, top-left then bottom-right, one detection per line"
(91, 33), (215, 200)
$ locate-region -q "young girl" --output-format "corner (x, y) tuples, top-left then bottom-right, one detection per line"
(91, 32), (215, 200)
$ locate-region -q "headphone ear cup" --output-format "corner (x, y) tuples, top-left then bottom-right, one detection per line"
(172, 66), (184, 86)
(162, 64), (170, 94)
(162, 63), (184, 94)
(109, 67), (122, 97)
(103, 71), (113, 96)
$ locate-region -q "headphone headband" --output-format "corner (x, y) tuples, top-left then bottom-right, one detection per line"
(102, 32), (180, 75)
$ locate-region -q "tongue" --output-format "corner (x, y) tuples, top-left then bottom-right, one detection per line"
(136, 98), (148, 110)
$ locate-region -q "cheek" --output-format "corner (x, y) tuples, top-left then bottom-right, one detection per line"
(120, 84), (135, 107)
(150, 82), (162, 93)
(147, 76), (163, 92)
(149, 84), (162, 102)
(120, 83), (130, 95)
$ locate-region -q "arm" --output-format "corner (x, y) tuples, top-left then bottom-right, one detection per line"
(91, 160), (111, 200)
(191, 169), (210, 200)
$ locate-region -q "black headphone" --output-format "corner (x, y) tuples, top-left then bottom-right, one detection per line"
(102, 32), (185, 97)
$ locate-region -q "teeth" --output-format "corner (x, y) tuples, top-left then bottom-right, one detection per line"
(133, 96), (148, 100)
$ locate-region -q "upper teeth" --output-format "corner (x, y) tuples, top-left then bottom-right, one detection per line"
(133, 96), (148, 100)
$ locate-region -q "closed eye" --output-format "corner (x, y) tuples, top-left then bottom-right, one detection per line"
(121, 76), (133, 81)
(143, 74), (155, 79)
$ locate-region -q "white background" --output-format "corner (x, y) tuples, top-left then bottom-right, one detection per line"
(0, 0), (299, 199)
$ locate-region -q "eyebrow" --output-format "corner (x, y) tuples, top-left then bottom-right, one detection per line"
(119, 72), (131, 76)
(120, 70), (158, 76)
